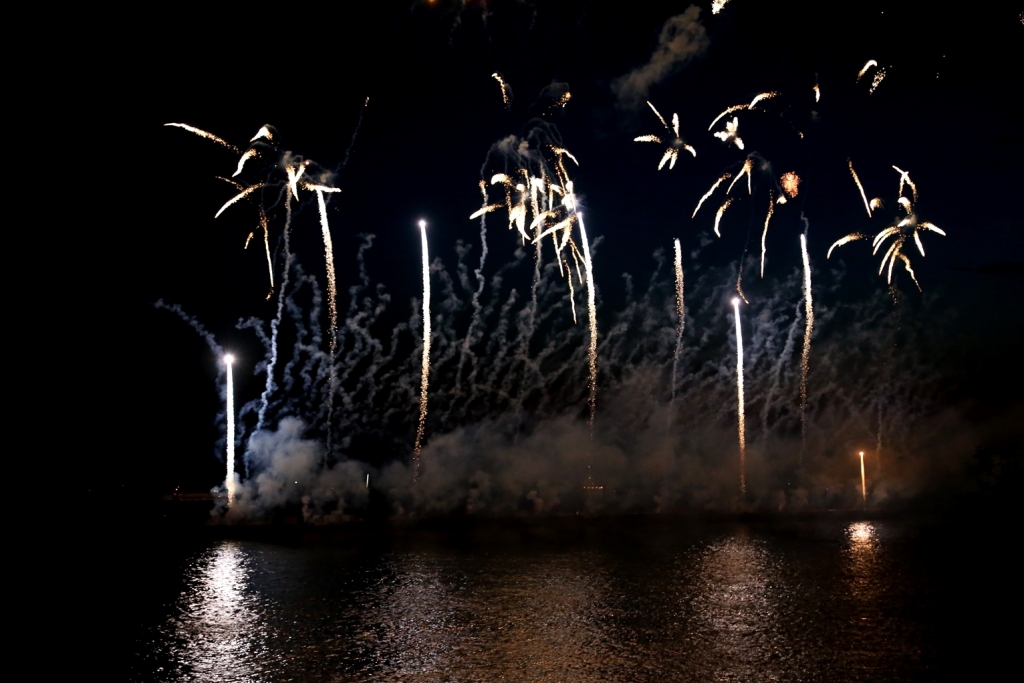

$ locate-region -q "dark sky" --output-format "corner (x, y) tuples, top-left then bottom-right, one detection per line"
(73, 1), (1022, 497)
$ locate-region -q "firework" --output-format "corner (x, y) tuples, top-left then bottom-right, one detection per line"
(813, 82), (821, 102)
(232, 148), (259, 177)
(224, 354), (236, 507)
(859, 451), (867, 504)
(671, 239), (684, 407)
(635, 101), (696, 170)
(413, 220), (432, 480)
(713, 116), (744, 150)
(726, 157), (753, 195)
(780, 172), (800, 200)
(579, 212), (598, 428)
(693, 173), (731, 218)
(760, 191), (774, 277)
(712, 0), (730, 14)
(800, 233), (814, 451)
(214, 183), (267, 219)
(870, 68), (886, 94)
(857, 60), (878, 82)
(164, 123), (239, 152)
(732, 298), (746, 494)
(714, 198), (734, 238)
(492, 72), (511, 109)
(848, 159), (873, 217)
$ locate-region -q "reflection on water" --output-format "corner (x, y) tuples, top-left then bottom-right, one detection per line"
(158, 542), (266, 681)
(132, 521), (950, 682)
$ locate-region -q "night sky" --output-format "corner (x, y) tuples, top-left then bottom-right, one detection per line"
(74, 1), (1022, 510)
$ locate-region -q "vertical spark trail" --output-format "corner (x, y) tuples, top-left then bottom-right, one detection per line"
(413, 220), (431, 481)
(314, 189), (339, 454)
(760, 192), (774, 278)
(848, 159), (873, 217)
(259, 205), (274, 298)
(671, 239), (684, 408)
(578, 213), (598, 428)
(732, 298), (746, 494)
(224, 354), (236, 507)
(799, 232), (814, 456)
(859, 451), (867, 505)
(455, 181), (490, 390)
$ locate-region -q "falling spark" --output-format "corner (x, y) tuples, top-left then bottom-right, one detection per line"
(671, 239), (684, 407)
(565, 258), (578, 324)
(859, 451), (867, 504)
(285, 163), (306, 200)
(857, 60), (878, 82)
(693, 173), (731, 217)
(232, 148), (258, 177)
(726, 158), (753, 195)
(870, 197), (884, 211)
(413, 220), (431, 480)
(712, 0), (729, 14)
(250, 125), (275, 144)
(813, 82), (821, 102)
(848, 159), (873, 217)
(708, 104), (749, 131)
(214, 183), (266, 218)
(760, 192), (774, 277)
(492, 72), (511, 108)
(714, 198), (734, 237)
(578, 213), (598, 428)
(870, 68), (886, 93)
(749, 91), (779, 109)
(827, 233), (868, 259)
(800, 233), (814, 451)
(552, 91), (572, 108)
(732, 298), (746, 494)
(224, 354), (236, 507)
(164, 123), (239, 152)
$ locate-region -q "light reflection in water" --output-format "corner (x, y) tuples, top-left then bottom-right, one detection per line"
(167, 541), (265, 682)
(845, 522), (881, 600)
(687, 530), (784, 679)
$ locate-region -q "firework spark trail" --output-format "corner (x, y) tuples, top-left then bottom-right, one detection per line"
(892, 165), (918, 202)
(578, 212), (598, 428)
(716, 198), (733, 236)
(250, 125), (275, 144)
(848, 159), (873, 217)
(870, 68), (886, 94)
(313, 187), (340, 454)
(413, 220), (431, 481)
(857, 60), (878, 81)
(671, 239), (684, 408)
(827, 233), (868, 259)
(749, 91), (778, 108)
(714, 117), (744, 150)
(760, 192), (774, 277)
(256, 193), (294, 434)
(455, 181), (491, 390)
(258, 205), (274, 298)
(340, 97), (370, 171)
(859, 451), (867, 504)
(232, 148), (259, 177)
(224, 354), (237, 507)
(732, 298), (746, 494)
(164, 123), (239, 152)
(215, 183), (267, 218)
(708, 104), (748, 131)
(694, 173), (731, 218)
(799, 231), (814, 457)
(726, 158), (753, 195)
(712, 0), (730, 13)
(492, 73), (511, 109)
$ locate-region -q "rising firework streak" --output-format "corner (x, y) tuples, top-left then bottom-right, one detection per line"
(848, 159), (873, 217)
(224, 353), (237, 507)
(732, 298), (746, 494)
(671, 239), (684, 407)
(413, 220), (431, 480)
(800, 233), (814, 452)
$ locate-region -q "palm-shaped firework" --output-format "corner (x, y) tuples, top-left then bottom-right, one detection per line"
(634, 101), (696, 170)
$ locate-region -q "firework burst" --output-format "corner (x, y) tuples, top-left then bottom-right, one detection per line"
(634, 101), (696, 170)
